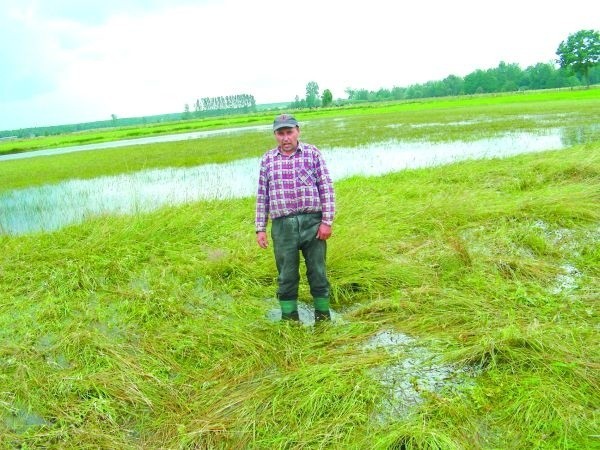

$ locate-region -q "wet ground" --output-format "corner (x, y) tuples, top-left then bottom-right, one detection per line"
(0, 128), (582, 235)
(266, 301), (479, 422)
(362, 329), (479, 423)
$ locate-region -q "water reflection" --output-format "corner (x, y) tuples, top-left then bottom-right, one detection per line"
(560, 124), (600, 147)
(0, 129), (584, 235)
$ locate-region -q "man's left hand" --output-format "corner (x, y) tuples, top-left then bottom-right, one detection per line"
(316, 223), (332, 240)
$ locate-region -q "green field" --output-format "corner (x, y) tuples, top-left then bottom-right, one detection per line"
(0, 91), (598, 448)
(1, 88), (599, 195)
(1, 88), (598, 157)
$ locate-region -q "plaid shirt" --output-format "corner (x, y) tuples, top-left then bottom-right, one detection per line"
(255, 141), (335, 232)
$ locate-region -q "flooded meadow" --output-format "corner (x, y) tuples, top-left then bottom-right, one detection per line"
(1, 94), (598, 448)
(0, 126), (593, 235)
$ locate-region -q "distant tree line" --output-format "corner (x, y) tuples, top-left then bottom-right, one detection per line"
(344, 29), (599, 103)
(186, 94), (256, 119)
(1, 94), (257, 138)
(0, 113), (184, 139)
(344, 61), (600, 103)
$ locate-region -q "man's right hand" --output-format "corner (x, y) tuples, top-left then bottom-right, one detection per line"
(256, 231), (268, 248)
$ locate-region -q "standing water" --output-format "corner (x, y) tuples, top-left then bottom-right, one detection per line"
(0, 129), (582, 235)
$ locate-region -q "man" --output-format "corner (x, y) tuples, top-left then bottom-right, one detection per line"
(255, 114), (335, 322)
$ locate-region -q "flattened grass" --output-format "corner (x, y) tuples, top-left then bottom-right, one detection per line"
(1, 143), (598, 448)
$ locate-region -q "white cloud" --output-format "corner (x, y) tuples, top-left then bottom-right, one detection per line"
(1, 0), (598, 129)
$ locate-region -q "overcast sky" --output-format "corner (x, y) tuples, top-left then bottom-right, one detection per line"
(1, 0), (598, 130)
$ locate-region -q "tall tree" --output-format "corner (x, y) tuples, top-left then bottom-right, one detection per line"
(305, 81), (319, 107)
(556, 29), (600, 87)
(321, 89), (333, 107)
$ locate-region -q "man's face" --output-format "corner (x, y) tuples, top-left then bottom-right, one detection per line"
(274, 126), (299, 153)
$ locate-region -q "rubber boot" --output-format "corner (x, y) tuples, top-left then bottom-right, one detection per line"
(280, 299), (299, 321)
(313, 297), (331, 322)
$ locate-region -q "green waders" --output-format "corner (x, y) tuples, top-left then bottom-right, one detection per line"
(272, 213), (331, 322)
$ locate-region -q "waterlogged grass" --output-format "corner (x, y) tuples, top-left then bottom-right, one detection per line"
(1, 130), (573, 235)
(1, 87), (598, 157)
(1, 89), (599, 194)
(0, 130), (274, 194)
(1, 146), (598, 448)
(0, 114), (272, 156)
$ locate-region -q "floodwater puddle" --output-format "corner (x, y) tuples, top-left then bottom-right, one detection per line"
(551, 264), (582, 294)
(362, 330), (478, 423)
(0, 127), (592, 235)
(532, 220), (598, 296)
(388, 113), (585, 129)
(2, 405), (50, 433)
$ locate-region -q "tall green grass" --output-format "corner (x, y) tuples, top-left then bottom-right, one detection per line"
(1, 144), (598, 448)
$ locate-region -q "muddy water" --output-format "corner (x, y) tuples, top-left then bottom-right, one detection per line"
(0, 128), (584, 235)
